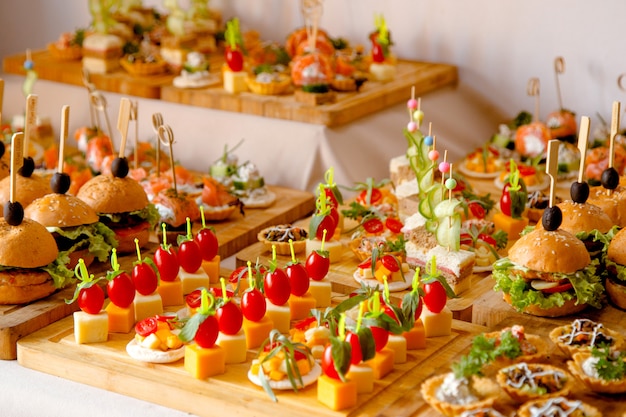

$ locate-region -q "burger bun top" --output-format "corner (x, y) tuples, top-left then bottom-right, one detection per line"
(25, 193), (99, 227)
(0, 174), (52, 214)
(77, 174), (148, 214)
(607, 227), (626, 266)
(0, 217), (58, 268)
(539, 200), (613, 234)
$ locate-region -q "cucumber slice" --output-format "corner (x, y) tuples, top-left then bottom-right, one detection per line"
(435, 215), (461, 251)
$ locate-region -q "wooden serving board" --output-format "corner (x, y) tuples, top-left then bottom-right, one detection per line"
(17, 314), (485, 417)
(2, 51), (458, 126)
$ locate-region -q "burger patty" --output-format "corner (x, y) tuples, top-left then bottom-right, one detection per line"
(508, 267), (567, 283)
(0, 268), (52, 287)
(52, 232), (90, 252)
(100, 213), (148, 230)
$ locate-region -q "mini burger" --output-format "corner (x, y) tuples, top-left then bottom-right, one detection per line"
(603, 227), (626, 310)
(76, 157), (159, 254)
(0, 157), (51, 213)
(493, 207), (604, 317)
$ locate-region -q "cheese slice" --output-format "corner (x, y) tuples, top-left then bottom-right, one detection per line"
(74, 310), (109, 344)
(420, 305), (453, 338)
(317, 374), (357, 411)
(157, 279), (184, 307)
(403, 319), (426, 350)
(216, 330), (248, 364)
(288, 292), (316, 320)
(134, 292), (164, 322)
(386, 334), (407, 364)
(346, 363), (374, 394)
(265, 299), (290, 334)
(305, 239), (344, 263)
(308, 280), (332, 308)
(184, 343), (226, 379)
(178, 267), (210, 295)
(201, 256), (220, 284)
(105, 302), (135, 334)
(223, 70), (248, 93)
(242, 316), (273, 349)
(365, 347), (395, 379)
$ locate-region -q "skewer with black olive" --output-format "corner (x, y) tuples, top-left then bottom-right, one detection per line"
(542, 140), (563, 231)
(569, 116), (590, 204)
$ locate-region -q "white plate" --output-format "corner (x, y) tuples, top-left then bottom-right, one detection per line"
(457, 162), (502, 179)
(353, 269), (414, 292)
(248, 362), (321, 390)
(126, 338), (185, 364)
(494, 174), (550, 192)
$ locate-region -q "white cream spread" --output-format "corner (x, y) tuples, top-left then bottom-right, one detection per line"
(435, 372), (479, 405)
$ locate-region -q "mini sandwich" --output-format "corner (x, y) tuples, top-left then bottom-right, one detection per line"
(603, 227), (626, 310)
(82, 33), (124, 74)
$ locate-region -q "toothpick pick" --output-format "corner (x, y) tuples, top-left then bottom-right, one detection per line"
(554, 57), (565, 110)
(131, 100), (138, 170)
(545, 140), (559, 207)
(527, 78), (540, 123)
(117, 97), (131, 158)
(10, 133), (24, 204)
(58, 105), (69, 174)
(608, 101), (621, 196)
(23, 94), (38, 158)
(159, 124), (177, 194)
(576, 116), (590, 184)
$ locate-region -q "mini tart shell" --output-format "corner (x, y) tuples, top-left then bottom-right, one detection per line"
(420, 374), (500, 417)
(549, 324), (625, 358)
(257, 225), (307, 255)
(516, 396), (602, 417)
(120, 58), (168, 76)
(246, 74), (291, 95)
(201, 204), (237, 221)
(567, 351), (626, 394)
(480, 332), (550, 373)
(496, 362), (572, 403)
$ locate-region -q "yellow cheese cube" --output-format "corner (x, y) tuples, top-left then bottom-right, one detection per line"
(201, 257), (220, 284)
(184, 343), (226, 379)
(157, 279), (184, 307)
(133, 292), (163, 322)
(364, 347), (395, 379)
(420, 305), (453, 338)
(73, 310), (108, 344)
(178, 267), (210, 295)
(493, 212), (529, 241)
(317, 374), (357, 411)
(288, 292), (316, 321)
(105, 302), (135, 334)
(308, 280), (332, 308)
(346, 363), (374, 394)
(265, 299), (290, 334)
(386, 334), (407, 364)
(242, 316), (273, 349)
(223, 70), (248, 93)
(305, 239), (343, 263)
(216, 330), (247, 364)
(403, 319), (426, 350)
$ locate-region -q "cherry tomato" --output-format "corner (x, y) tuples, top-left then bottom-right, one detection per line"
(78, 284), (105, 315)
(154, 246), (179, 282)
(107, 272), (135, 308)
(385, 217), (403, 234)
(380, 254), (400, 272)
(323, 187), (339, 208)
(371, 42), (385, 63)
(195, 227), (218, 261)
(178, 239), (202, 273)
(216, 301), (243, 335)
(345, 332), (362, 365)
(384, 304), (399, 324)
(294, 316), (317, 331)
(229, 266), (247, 285)
(357, 188), (383, 205)
(225, 47), (244, 72)
(500, 184), (512, 216)
(316, 214), (336, 240)
(370, 326), (389, 352)
(477, 233), (497, 247)
(423, 281), (447, 314)
(460, 233), (473, 246)
(305, 250), (330, 281)
(286, 262), (310, 296)
(321, 344), (341, 380)
(186, 289), (202, 309)
(209, 287), (235, 299)
(468, 202), (486, 219)
(328, 207), (339, 232)
(135, 317), (159, 337)
(363, 218), (384, 234)
(358, 258), (372, 269)
(401, 296), (423, 321)
(264, 268), (291, 306)
(195, 315), (219, 348)
(241, 288), (266, 321)
(132, 262), (158, 296)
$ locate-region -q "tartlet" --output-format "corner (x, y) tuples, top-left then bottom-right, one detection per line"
(420, 373), (500, 417)
(517, 396), (602, 417)
(567, 350), (626, 394)
(257, 224), (308, 255)
(496, 362), (572, 403)
(549, 319), (625, 358)
(246, 72), (291, 95)
(120, 55), (168, 76)
(482, 326), (549, 370)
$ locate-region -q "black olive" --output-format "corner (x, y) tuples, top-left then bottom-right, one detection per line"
(542, 205), (562, 231)
(111, 157), (129, 178)
(18, 156), (35, 177)
(601, 167), (620, 190)
(4, 201), (24, 226)
(0, 141), (5, 158)
(50, 172), (71, 194)
(570, 181), (590, 204)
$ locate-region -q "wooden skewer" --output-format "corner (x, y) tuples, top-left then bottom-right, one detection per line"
(545, 139), (559, 207)
(152, 112), (164, 177)
(58, 105), (69, 174)
(23, 94), (38, 158)
(607, 101), (621, 196)
(158, 124), (177, 194)
(10, 133), (24, 204)
(527, 78), (540, 123)
(131, 100), (138, 170)
(554, 57), (565, 110)
(117, 97), (131, 158)
(576, 116), (590, 184)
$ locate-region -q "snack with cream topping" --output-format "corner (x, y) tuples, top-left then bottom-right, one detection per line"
(517, 396), (602, 417)
(549, 319), (624, 358)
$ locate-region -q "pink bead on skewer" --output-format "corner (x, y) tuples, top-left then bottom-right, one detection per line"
(407, 120), (417, 133)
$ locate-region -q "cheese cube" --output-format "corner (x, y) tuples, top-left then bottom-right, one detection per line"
(184, 343), (226, 379)
(223, 70), (248, 93)
(216, 330), (247, 364)
(369, 62), (397, 82)
(157, 279), (184, 307)
(317, 374), (357, 411)
(288, 292), (316, 321)
(105, 302), (135, 333)
(242, 316), (273, 349)
(201, 256), (221, 285)
(386, 334), (407, 364)
(74, 311), (108, 344)
(365, 347), (395, 379)
(308, 280), (332, 308)
(403, 319), (426, 350)
(134, 292), (163, 322)
(420, 305), (453, 338)
(493, 212), (529, 241)
(346, 364), (374, 394)
(178, 268), (210, 295)
(306, 239), (343, 263)
(265, 300), (290, 334)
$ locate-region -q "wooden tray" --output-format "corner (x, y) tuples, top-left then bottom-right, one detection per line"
(2, 50), (458, 127)
(17, 312), (486, 417)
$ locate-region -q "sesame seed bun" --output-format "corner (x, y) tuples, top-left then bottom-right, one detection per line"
(77, 174), (149, 214)
(587, 185), (626, 228)
(0, 173), (52, 216)
(550, 200), (614, 235)
(24, 193), (99, 227)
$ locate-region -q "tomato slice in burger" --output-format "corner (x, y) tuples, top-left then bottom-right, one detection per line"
(541, 281), (573, 294)
(135, 317), (159, 337)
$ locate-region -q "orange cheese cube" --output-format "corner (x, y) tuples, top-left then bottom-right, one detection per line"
(133, 292), (163, 322)
(216, 330), (247, 364)
(288, 292), (316, 321)
(265, 300), (290, 334)
(308, 280), (332, 308)
(201, 256), (220, 284)
(178, 267), (210, 295)
(317, 374), (357, 411)
(157, 279), (184, 307)
(403, 319), (426, 350)
(105, 302), (135, 333)
(184, 343), (226, 379)
(73, 310), (108, 344)
(386, 334), (407, 364)
(346, 363), (374, 393)
(493, 212), (529, 241)
(242, 316), (273, 349)
(364, 347), (395, 379)
(420, 305), (453, 337)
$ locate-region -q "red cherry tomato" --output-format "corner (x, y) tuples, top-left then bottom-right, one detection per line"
(328, 207), (339, 231)
(216, 301), (243, 335)
(154, 246), (179, 282)
(477, 233), (497, 247)
(225, 47), (244, 72)
(294, 316), (317, 330)
(78, 284), (105, 314)
(358, 258), (372, 269)
(370, 326), (389, 352)
(468, 202), (486, 219)
(132, 262), (158, 296)
(107, 272), (135, 308)
(316, 214), (336, 240)
(178, 239), (203, 273)
(357, 188), (383, 205)
(345, 332), (362, 365)
(264, 268), (291, 306)
(195, 315), (219, 348)
(321, 344), (341, 380)
(195, 227), (218, 261)
(305, 250), (330, 281)
(380, 254), (400, 272)
(363, 218), (384, 234)
(384, 304), (399, 324)
(423, 281), (447, 314)
(135, 316), (159, 337)
(186, 289), (202, 309)
(323, 187), (339, 208)
(286, 262), (310, 296)
(384, 217), (403, 234)
(371, 42), (385, 63)
(241, 288), (266, 322)
(500, 185), (512, 216)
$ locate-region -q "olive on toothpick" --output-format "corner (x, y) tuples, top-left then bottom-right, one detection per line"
(601, 167), (620, 190)
(543, 139), (562, 231)
(17, 156), (34, 177)
(569, 181), (589, 204)
(570, 115), (591, 204)
(50, 172), (71, 194)
(0, 142), (5, 159)
(4, 201), (24, 226)
(542, 205), (562, 231)
(111, 156), (130, 178)
(52, 104), (71, 194)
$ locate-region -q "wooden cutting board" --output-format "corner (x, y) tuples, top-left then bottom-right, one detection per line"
(0, 185), (314, 360)
(17, 314), (485, 417)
